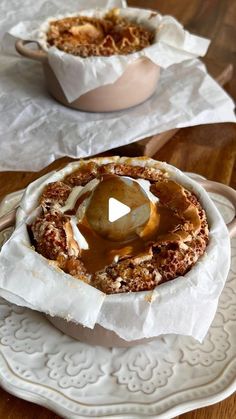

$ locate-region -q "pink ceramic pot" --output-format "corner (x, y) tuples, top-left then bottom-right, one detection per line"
(15, 39), (160, 112)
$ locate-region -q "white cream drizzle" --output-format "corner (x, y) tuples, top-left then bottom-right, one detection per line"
(60, 178), (99, 214)
(70, 216), (89, 250)
(60, 186), (83, 213)
(123, 177), (159, 204)
(61, 178), (100, 252)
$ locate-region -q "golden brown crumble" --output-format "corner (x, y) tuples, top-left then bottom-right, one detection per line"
(30, 161), (209, 294)
(47, 10), (154, 57)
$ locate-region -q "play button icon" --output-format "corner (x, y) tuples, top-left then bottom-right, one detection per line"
(108, 198), (131, 222)
(85, 174), (152, 241)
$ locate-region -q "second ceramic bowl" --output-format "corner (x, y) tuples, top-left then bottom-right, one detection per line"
(15, 8), (160, 112)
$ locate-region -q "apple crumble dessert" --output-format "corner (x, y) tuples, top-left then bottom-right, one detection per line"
(47, 9), (154, 57)
(29, 160), (209, 294)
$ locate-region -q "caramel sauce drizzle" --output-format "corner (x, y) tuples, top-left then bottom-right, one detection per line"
(63, 175), (186, 274)
(78, 205), (182, 274)
(78, 220), (145, 273)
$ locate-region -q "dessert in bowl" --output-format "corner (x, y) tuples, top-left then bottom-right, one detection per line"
(15, 8), (160, 112)
(0, 157), (235, 347)
(30, 159), (209, 294)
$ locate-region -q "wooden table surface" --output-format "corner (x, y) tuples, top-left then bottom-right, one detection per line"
(0, 0), (235, 418)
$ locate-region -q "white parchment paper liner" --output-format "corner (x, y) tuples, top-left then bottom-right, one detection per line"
(0, 2), (235, 172)
(0, 56), (235, 172)
(4, 7), (211, 102)
(0, 157), (231, 342)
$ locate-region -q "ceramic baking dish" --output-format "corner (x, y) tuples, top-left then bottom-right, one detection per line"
(48, 176), (236, 346)
(0, 166), (236, 347)
(15, 8), (160, 112)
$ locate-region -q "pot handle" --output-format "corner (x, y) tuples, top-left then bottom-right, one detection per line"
(196, 178), (236, 238)
(15, 39), (47, 63)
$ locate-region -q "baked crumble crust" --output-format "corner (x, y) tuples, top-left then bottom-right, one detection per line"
(47, 10), (154, 57)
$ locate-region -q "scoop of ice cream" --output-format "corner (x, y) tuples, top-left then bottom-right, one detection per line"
(85, 175), (157, 241)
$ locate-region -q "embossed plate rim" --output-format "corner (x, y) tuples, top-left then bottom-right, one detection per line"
(2, 355), (236, 419)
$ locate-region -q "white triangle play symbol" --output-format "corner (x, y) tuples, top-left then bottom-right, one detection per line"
(108, 197), (131, 223)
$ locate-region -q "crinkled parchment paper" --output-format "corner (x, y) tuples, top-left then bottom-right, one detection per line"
(4, 6), (211, 102)
(0, 56), (234, 172)
(0, 1), (235, 171)
(0, 157), (231, 342)
(0, 0), (126, 42)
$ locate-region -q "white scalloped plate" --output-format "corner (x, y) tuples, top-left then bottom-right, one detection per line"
(0, 176), (235, 419)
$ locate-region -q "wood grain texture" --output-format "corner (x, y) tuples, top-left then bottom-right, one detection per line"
(0, 0), (235, 418)
(0, 388), (60, 419)
(120, 58), (233, 157)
